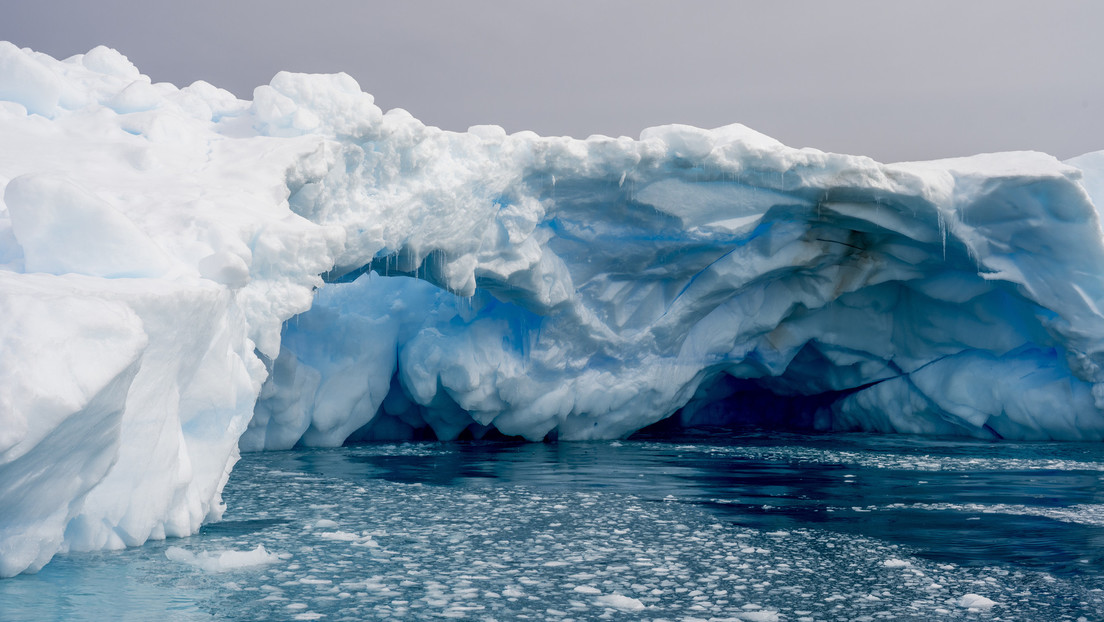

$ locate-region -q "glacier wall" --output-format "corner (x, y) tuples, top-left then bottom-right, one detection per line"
(2, 42), (1104, 576)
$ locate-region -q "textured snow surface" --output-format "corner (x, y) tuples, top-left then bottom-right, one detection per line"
(3, 42), (1104, 575)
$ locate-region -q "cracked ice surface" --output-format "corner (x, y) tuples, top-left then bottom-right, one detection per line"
(5, 41), (1104, 575)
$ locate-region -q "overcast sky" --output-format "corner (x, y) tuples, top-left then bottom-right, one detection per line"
(3, 0), (1102, 162)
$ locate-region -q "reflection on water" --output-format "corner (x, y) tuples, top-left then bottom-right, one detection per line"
(0, 545), (217, 622)
(4, 431), (1104, 620)
(320, 435), (1104, 578)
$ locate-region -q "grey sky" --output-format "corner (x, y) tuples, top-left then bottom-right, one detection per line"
(3, 0), (1102, 162)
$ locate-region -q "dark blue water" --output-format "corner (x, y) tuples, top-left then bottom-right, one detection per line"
(3, 432), (1104, 620)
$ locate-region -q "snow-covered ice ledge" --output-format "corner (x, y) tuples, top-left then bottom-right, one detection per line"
(3, 42), (1104, 576)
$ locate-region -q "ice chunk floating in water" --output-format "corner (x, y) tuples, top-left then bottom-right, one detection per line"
(3, 41), (1104, 576)
(164, 545), (279, 573)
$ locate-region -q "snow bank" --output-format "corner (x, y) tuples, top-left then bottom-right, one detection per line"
(3, 42), (1104, 576)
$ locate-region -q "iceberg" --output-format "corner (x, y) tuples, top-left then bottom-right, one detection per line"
(2, 41), (1104, 576)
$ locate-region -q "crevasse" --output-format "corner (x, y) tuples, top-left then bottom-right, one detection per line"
(2, 42), (1104, 576)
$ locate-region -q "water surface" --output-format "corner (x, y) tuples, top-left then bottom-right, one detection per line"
(3, 432), (1104, 621)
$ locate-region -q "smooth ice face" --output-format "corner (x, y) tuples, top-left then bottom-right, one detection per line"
(3, 42), (1104, 576)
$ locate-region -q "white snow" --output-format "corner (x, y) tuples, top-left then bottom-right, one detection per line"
(5, 173), (172, 278)
(2, 41), (1104, 577)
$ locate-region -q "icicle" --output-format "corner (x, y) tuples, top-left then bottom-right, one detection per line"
(937, 210), (947, 261)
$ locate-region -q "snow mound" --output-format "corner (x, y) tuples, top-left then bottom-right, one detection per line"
(3, 42), (1104, 577)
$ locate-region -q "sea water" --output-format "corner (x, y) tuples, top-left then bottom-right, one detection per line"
(3, 432), (1104, 621)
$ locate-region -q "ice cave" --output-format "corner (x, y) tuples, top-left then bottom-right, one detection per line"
(3, 41), (1104, 577)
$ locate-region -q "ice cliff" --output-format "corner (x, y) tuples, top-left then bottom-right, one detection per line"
(3, 42), (1104, 576)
